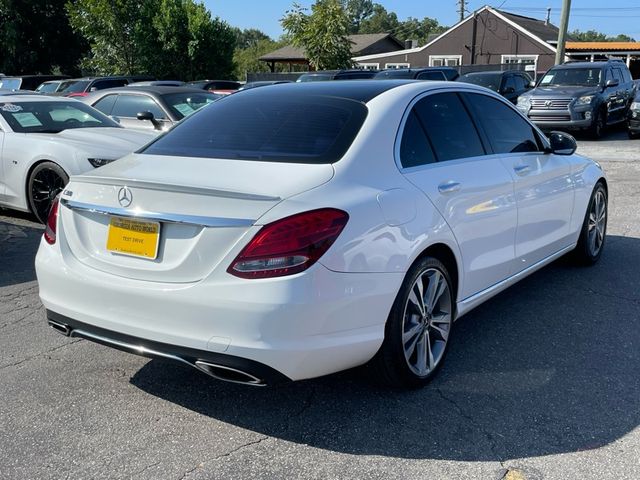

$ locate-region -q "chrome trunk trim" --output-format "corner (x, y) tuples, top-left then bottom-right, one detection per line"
(60, 198), (255, 228)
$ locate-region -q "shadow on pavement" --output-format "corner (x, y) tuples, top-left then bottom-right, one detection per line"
(131, 234), (640, 461)
(0, 212), (43, 288)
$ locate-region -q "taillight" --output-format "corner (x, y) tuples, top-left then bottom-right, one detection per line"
(228, 208), (349, 279)
(44, 197), (60, 245)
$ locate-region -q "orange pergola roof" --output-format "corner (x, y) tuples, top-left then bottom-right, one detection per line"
(566, 42), (640, 51)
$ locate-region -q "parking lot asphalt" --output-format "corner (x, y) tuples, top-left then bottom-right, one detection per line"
(1, 129), (639, 480)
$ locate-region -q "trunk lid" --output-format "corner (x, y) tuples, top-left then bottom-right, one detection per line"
(60, 153), (334, 283)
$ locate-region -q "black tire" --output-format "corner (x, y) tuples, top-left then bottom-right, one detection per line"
(588, 109), (606, 140)
(628, 129), (639, 140)
(27, 161), (69, 224)
(372, 256), (455, 388)
(572, 182), (607, 265)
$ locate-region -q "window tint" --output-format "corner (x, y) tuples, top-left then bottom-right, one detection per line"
(413, 93), (485, 161)
(399, 111), (436, 168)
(92, 94), (118, 115)
(513, 75), (528, 91)
(605, 69), (614, 82)
(502, 75), (516, 93)
(612, 68), (624, 83)
(416, 71), (446, 81)
(464, 93), (540, 154)
(92, 79), (128, 90)
(621, 67), (632, 83)
(142, 93), (368, 164)
(111, 95), (166, 119)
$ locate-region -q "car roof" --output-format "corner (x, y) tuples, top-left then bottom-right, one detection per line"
(552, 62), (608, 69)
(461, 71), (508, 76)
(235, 79), (423, 103)
(89, 86), (214, 95)
(0, 94), (77, 102)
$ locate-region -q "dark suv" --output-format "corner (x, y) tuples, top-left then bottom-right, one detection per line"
(296, 70), (378, 82)
(516, 60), (636, 138)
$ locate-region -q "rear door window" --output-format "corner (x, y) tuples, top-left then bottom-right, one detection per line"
(413, 92), (485, 161)
(92, 79), (128, 90)
(399, 111), (436, 168)
(464, 93), (541, 154)
(92, 94), (118, 115)
(142, 93), (368, 164)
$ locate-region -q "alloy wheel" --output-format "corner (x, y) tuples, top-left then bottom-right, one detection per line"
(402, 268), (452, 376)
(31, 168), (65, 223)
(587, 189), (606, 256)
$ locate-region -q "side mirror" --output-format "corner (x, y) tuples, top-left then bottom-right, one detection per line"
(89, 87), (98, 92)
(529, 80), (536, 88)
(136, 111), (162, 130)
(548, 131), (577, 155)
(502, 86), (516, 94)
(606, 78), (619, 88)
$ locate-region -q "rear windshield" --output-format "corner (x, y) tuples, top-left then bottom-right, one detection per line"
(59, 80), (90, 94)
(36, 82), (61, 93)
(163, 92), (221, 119)
(142, 93), (368, 164)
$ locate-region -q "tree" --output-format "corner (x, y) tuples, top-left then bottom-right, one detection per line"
(570, 29), (636, 42)
(358, 4), (399, 36)
(357, 4), (446, 45)
(0, 0), (86, 74)
(281, 0), (353, 70)
(67, 0), (235, 80)
(342, 0), (374, 34)
(233, 38), (289, 80)
(234, 28), (272, 49)
(66, 0), (155, 75)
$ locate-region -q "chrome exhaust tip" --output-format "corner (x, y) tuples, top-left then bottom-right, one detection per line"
(48, 319), (71, 336)
(194, 360), (266, 386)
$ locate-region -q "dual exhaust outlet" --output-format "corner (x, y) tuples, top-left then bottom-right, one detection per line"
(47, 319), (265, 387)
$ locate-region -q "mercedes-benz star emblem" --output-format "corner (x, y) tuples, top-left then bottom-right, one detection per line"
(545, 100), (552, 107)
(118, 186), (133, 208)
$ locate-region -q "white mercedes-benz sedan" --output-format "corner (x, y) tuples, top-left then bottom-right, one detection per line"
(0, 95), (156, 222)
(35, 81), (607, 388)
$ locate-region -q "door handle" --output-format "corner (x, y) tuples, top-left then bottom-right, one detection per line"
(438, 181), (461, 194)
(513, 164), (531, 175)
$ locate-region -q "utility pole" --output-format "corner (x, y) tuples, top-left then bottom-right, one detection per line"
(458, 0), (466, 22)
(555, 0), (571, 65)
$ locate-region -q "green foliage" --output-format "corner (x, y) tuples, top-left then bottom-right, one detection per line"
(0, 0), (86, 75)
(66, 0), (235, 80)
(570, 29), (636, 43)
(234, 37), (289, 80)
(281, 0), (353, 70)
(358, 3), (446, 45)
(234, 28), (272, 49)
(342, 0), (374, 33)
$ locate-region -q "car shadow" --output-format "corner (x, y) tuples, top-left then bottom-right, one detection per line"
(130, 234), (640, 461)
(0, 210), (43, 287)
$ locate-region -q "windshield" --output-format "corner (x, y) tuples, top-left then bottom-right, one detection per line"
(539, 68), (602, 87)
(458, 73), (502, 92)
(59, 80), (90, 94)
(163, 92), (221, 119)
(142, 92), (368, 164)
(0, 79), (22, 90)
(0, 100), (120, 133)
(36, 82), (61, 93)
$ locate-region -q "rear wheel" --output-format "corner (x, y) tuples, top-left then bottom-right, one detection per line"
(573, 182), (607, 265)
(28, 162), (68, 224)
(373, 257), (454, 388)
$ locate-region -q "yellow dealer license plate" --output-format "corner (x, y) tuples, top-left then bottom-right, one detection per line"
(106, 216), (160, 259)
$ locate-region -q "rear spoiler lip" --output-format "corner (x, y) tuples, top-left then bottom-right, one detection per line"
(70, 175), (282, 202)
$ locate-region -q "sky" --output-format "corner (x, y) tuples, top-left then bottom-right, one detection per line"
(203, 1), (640, 40)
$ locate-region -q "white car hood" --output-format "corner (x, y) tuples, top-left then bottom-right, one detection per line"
(51, 127), (157, 150)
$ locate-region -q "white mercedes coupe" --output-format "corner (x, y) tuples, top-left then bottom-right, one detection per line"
(35, 81), (607, 388)
(0, 95), (156, 222)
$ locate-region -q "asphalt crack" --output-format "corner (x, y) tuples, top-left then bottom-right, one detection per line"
(436, 388), (506, 469)
(0, 339), (82, 370)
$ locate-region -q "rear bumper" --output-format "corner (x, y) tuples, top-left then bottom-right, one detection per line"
(46, 310), (289, 385)
(36, 237), (402, 382)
